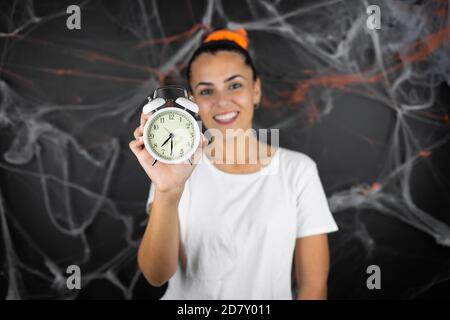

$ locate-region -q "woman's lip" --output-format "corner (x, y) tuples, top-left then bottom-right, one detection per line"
(214, 110), (240, 116)
(213, 111), (239, 125)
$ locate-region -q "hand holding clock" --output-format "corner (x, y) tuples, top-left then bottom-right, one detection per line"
(129, 110), (209, 194)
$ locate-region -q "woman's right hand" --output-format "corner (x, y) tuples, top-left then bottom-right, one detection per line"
(129, 111), (209, 195)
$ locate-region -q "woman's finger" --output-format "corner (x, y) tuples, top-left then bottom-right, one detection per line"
(191, 134), (208, 165)
(140, 111), (152, 127)
(201, 133), (208, 145)
(133, 126), (143, 139)
(129, 136), (144, 153)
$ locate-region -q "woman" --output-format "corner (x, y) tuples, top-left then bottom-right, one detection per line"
(129, 28), (338, 299)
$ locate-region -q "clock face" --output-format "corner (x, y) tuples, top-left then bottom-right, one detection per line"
(144, 108), (199, 163)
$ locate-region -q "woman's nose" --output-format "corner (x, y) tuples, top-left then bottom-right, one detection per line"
(216, 92), (231, 108)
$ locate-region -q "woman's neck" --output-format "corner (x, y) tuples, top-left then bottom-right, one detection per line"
(204, 132), (275, 173)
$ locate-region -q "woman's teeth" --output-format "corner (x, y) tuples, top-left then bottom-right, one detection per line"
(213, 111), (239, 123)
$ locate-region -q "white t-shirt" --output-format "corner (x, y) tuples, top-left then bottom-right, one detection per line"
(145, 146), (338, 299)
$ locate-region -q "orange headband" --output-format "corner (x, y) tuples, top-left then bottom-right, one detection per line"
(203, 28), (248, 50)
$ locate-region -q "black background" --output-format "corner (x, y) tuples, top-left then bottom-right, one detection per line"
(0, 0), (449, 299)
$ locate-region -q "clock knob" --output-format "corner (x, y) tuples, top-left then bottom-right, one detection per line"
(142, 97), (166, 114)
(175, 97), (199, 114)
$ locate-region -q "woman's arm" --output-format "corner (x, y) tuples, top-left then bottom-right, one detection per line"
(294, 234), (330, 300)
(137, 187), (183, 287)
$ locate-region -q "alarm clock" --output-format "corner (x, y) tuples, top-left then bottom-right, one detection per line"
(141, 85), (201, 166)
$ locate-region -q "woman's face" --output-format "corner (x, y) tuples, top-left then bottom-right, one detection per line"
(190, 51), (261, 139)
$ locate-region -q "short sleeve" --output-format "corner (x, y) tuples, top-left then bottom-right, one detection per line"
(296, 161), (338, 238)
(145, 182), (156, 214)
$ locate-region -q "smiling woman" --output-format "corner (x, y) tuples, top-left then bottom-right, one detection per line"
(186, 33), (267, 173)
(130, 28), (339, 300)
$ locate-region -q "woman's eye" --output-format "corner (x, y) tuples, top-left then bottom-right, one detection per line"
(230, 83), (242, 89)
(199, 89), (212, 96)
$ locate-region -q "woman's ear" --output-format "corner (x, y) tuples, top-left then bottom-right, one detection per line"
(253, 77), (262, 104)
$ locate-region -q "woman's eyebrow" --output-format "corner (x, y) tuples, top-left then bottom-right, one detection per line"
(224, 74), (245, 82)
(195, 74), (245, 89)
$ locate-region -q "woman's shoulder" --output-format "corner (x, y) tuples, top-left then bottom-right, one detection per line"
(276, 147), (319, 189)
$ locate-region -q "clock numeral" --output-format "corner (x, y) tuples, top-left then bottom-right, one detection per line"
(185, 123), (191, 128)
(161, 149), (165, 155)
(180, 148), (184, 156)
(153, 124), (159, 130)
(160, 117), (165, 123)
(149, 133), (154, 138)
(179, 116), (182, 122)
(153, 143), (157, 148)
(169, 113), (175, 120)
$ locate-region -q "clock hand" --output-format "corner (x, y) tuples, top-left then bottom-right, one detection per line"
(161, 133), (173, 147)
(170, 138), (173, 156)
(163, 127), (171, 135)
